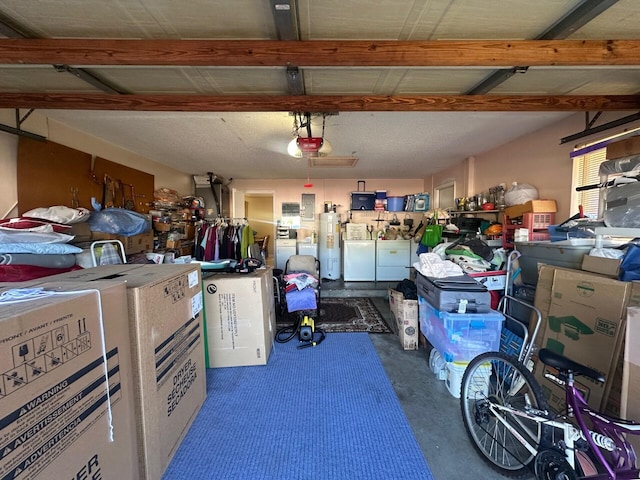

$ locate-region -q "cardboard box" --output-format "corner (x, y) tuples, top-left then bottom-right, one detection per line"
(202, 267), (276, 368)
(0, 281), (139, 480)
(504, 199), (557, 219)
(47, 264), (206, 480)
(345, 223), (368, 240)
(581, 254), (621, 278)
(388, 288), (419, 350)
(91, 230), (154, 254)
(166, 238), (181, 249)
(153, 221), (171, 233)
(532, 266), (637, 413)
(622, 306), (640, 453)
(606, 135), (640, 159)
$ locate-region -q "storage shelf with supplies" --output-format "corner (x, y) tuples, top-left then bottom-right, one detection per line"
(448, 209), (501, 217)
(593, 227), (640, 247)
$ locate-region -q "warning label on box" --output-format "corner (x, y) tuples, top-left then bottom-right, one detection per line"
(0, 298), (122, 480)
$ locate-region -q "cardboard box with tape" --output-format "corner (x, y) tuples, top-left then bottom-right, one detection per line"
(388, 288), (419, 350)
(532, 265), (640, 415)
(0, 280), (139, 480)
(46, 264), (206, 480)
(202, 267), (276, 368)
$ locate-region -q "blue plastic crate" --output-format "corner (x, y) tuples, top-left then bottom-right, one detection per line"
(419, 297), (504, 362)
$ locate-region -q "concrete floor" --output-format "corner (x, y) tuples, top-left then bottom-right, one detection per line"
(322, 279), (510, 480)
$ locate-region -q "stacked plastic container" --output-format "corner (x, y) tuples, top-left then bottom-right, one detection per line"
(419, 296), (504, 397)
(502, 212), (556, 248)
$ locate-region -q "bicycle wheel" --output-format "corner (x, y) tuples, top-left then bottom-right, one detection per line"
(534, 449), (578, 480)
(460, 351), (552, 478)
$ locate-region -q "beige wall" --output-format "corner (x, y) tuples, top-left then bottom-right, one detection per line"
(245, 194), (274, 258)
(0, 130), (18, 218)
(3, 109), (639, 223)
(232, 178), (425, 224)
(0, 109), (192, 218)
(428, 112), (640, 219)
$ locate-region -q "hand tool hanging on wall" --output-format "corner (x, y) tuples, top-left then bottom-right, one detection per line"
(70, 187), (79, 208)
(103, 174), (115, 208)
(122, 183), (136, 210)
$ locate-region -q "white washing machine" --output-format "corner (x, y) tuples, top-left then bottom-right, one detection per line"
(275, 238), (297, 271)
(343, 240), (376, 281)
(376, 239), (411, 281)
(297, 242), (318, 258)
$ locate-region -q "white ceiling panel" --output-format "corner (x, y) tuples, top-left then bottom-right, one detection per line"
(491, 67), (640, 95)
(0, 0), (276, 39)
(0, 0), (637, 180)
(424, 0), (585, 39)
(0, 66), (102, 92)
(568, 0), (640, 39)
(91, 67), (289, 95)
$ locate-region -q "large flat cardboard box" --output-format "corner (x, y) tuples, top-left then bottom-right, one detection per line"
(606, 135), (640, 159)
(91, 230), (154, 254)
(504, 199), (557, 219)
(202, 267), (276, 368)
(388, 288), (419, 350)
(622, 306), (640, 452)
(0, 280), (139, 479)
(47, 264), (206, 480)
(531, 266), (639, 414)
(581, 254), (621, 278)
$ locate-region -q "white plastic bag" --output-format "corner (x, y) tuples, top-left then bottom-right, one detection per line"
(24, 206), (90, 224)
(504, 182), (539, 206)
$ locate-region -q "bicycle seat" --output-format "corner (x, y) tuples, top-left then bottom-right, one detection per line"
(538, 348), (605, 383)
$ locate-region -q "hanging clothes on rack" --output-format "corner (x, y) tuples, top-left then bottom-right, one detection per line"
(194, 218), (254, 262)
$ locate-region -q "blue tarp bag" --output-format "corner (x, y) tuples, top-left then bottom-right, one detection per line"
(87, 208), (151, 236)
(619, 240), (640, 282)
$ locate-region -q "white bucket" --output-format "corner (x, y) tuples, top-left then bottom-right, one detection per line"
(429, 348), (446, 380)
(445, 361), (491, 399)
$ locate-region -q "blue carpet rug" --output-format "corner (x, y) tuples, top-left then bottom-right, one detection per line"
(163, 333), (433, 480)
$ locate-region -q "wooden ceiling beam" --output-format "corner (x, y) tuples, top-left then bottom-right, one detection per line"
(0, 93), (637, 112)
(0, 39), (639, 66)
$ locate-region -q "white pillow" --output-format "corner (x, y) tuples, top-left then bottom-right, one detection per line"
(0, 243), (83, 254)
(23, 206), (91, 224)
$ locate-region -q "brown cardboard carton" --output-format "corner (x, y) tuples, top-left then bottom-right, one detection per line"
(529, 264), (557, 341)
(581, 254), (621, 278)
(0, 281), (139, 480)
(504, 199), (557, 219)
(388, 288), (419, 350)
(533, 268), (632, 413)
(46, 264), (206, 480)
(91, 230), (154, 254)
(606, 135), (640, 159)
(622, 306), (640, 452)
(202, 267), (276, 367)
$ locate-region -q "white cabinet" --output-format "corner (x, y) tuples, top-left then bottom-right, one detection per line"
(275, 239), (297, 271)
(376, 239), (411, 281)
(343, 240), (376, 281)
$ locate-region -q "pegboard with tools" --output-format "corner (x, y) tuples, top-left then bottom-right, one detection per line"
(17, 137), (153, 215)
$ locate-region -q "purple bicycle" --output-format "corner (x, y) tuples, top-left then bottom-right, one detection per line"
(460, 348), (640, 479)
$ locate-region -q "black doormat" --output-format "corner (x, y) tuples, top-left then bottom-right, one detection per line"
(277, 297), (392, 333)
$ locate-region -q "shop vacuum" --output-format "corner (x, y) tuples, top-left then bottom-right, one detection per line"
(276, 314), (325, 349)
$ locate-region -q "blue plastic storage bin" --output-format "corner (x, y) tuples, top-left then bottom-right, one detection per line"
(386, 196), (405, 211)
(419, 296), (504, 362)
(413, 193), (430, 212)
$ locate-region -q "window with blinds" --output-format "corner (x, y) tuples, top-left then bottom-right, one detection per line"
(571, 126), (640, 218)
(573, 148), (607, 218)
